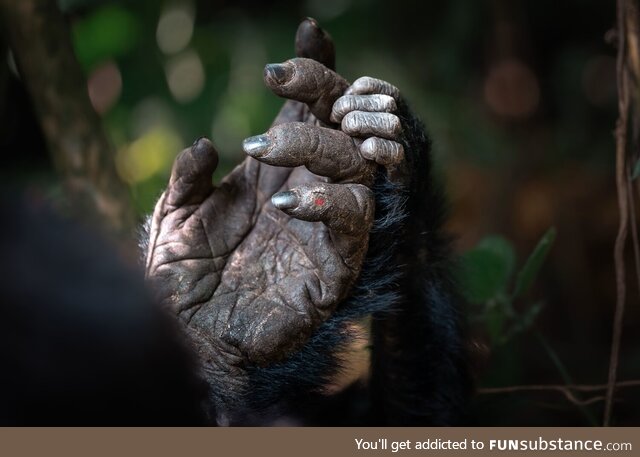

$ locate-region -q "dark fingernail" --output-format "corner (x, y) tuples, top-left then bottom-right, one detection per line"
(192, 136), (213, 153)
(264, 63), (293, 85)
(243, 135), (270, 158)
(272, 191), (299, 210)
(303, 17), (319, 28)
(193, 136), (207, 147)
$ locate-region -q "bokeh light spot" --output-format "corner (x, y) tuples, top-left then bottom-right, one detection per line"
(484, 59), (540, 119)
(156, 1), (195, 55)
(87, 60), (122, 114)
(131, 97), (175, 139)
(115, 127), (183, 184)
(165, 49), (205, 103)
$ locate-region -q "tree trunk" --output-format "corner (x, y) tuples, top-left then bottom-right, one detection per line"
(0, 0), (134, 236)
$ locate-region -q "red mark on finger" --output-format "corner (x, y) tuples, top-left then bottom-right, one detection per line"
(314, 197), (326, 206)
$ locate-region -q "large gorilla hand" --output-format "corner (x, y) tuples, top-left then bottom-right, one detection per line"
(144, 20), (377, 421)
(144, 19), (469, 426)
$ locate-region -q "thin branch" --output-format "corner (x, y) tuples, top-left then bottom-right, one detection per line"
(478, 380), (640, 407)
(479, 379), (640, 393)
(627, 169), (640, 297)
(0, 0), (134, 236)
(605, 0), (636, 427)
(535, 330), (598, 424)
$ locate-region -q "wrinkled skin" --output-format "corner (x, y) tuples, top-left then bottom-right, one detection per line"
(144, 19), (411, 420)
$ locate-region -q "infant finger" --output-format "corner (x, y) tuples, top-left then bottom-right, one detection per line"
(330, 94), (397, 123)
(360, 137), (405, 167)
(342, 111), (402, 140)
(344, 76), (401, 100)
(272, 183), (374, 236)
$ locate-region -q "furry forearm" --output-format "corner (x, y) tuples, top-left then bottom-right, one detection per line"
(367, 109), (471, 425)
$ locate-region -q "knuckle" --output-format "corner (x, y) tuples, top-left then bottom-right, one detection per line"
(331, 95), (354, 122)
(342, 111), (360, 132)
(300, 124), (321, 153)
(362, 95), (382, 111)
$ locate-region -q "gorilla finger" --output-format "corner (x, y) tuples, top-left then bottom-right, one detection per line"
(342, 111), (402, 140)
(295, 17), (335, 71)
(243, 122), (373, 184)
(272, 183), (374, 236)
(264, 58), (349, 124)
(344, 76), (401, 100)
(330, 94), (397, 123)
(270, 19), (335, 127)
(166, 138), (218, 207)
(360, 137), (405, 166)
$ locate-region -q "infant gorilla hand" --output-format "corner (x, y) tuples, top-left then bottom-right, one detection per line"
(143, 19), (378, 418)
(332, 78), (405, 173)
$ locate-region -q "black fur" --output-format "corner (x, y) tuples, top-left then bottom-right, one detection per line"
(0, 191), (209, 425)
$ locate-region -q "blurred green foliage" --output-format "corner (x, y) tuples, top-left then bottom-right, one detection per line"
(59, 0), (616, 216)
(72, 5), (139, 70)
(463, 228), (556, 346)
(462, 228), (604, 425)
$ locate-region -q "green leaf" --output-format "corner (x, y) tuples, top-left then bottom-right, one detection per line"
(512, 227), (556, 299)
(633, 158), (640, 180)
(518, 301), (544, 329)
(477, 236), (517, 277)
(500, 302), (544, 344)
(461, 236), (516, 304)
(72, 5), (139, 70)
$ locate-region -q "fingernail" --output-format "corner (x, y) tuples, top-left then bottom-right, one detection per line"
(193, 136), (207, 147)
(243, 135), (270, 158)
(272, 191), (299, 210)
(192, 136), (213, 153)
(302, 17), (319, 29)
(264, 63), (293, 85)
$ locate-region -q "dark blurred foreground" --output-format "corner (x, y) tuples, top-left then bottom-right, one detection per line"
(0, 190), (208, 425)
